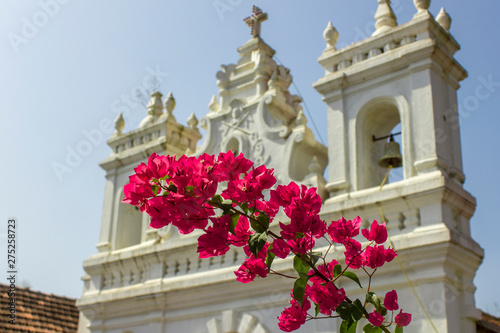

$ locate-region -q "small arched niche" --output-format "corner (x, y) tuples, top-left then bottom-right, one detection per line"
(114, 188), (143, 250)
(225, 137), (241, 156)
(356, 99), (403, 190)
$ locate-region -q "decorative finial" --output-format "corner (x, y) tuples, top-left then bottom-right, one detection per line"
(296, 110), (307, 126)
(372, 0), (397, 37)
(208, 95), (220, 113)
(323, 21), (339, 50)
(436, 7), (451, 32)
(164, 92), (175, 116)
(308, 156), (322, 175)
(243, 6), (268, 38)
(187, 113), (198, 129)
(147, 91), (163, 117)
(413, 0), (430, 16)
(113, 112), (125, 136)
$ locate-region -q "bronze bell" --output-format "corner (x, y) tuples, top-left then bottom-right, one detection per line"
(378, 135), (403, 168)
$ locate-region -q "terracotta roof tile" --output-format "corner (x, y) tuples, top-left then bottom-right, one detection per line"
(0, 284), (79, 332)
(477, 311), (500, 333)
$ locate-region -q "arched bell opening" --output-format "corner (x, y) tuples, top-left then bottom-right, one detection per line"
(387, 123), (404, 184)
(113, 187), (143, 250)
(356, 101), (403, 191)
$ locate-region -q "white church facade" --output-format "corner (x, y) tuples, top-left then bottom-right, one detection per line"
(77, 2), (484, 332)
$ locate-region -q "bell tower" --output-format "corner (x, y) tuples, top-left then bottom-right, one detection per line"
(95, 91), (201, 253)
(314, 1), (483, 332)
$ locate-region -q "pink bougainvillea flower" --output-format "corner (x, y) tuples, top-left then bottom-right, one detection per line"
(197, 153), (218, 178)
(235, 243), (270, 283)
(307, 281), (345, 315)
(191, 176), (218, 201)
(131, 162), (153, 183)
(277, 297), (311, 332)
(344, 238), (363, 269)
(217, 151), (254, 181)
(246, 164), (276, 190)
(221, 165), (276, 202)
(368, 310), (385, 327)
(271, 238), (291, 259)
(228, 215), (253, 247)
(172, 209), (210, 235)
(362, 245), (386, 269)
(279, 214), (326, 241)
(327, 216), (362, 245)
(395, 310), (412, 327)
(223, 178), (264, 202)
(287, 235), (315, 255)
(362, 220), (388, 244)
(270, 182), (300, 207)
(122, 182), (153, 211)
(197, 216), (230, 258)
(384, 247), (397, 262)
(308, 259), (339, 284)
(275, 184), (322, 221)
(233, 264), (256, 283)
(384, 290), (399, 311)
(254, 199), (280, 218)
(295, 184), (322, 216)
(147, 152), (175, 179)
(146, 194), (210, 233)
(168, 155), (194, 191)
(362, 244), (397, 269)
(234, 257), (268, 283)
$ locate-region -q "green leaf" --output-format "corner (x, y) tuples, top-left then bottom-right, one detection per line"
(212, 194), (223, 203)
(395, 326), (403, 333)
(340, 319), (357, 333)
(363, 323), (382, 333)
(248, 232), (267, 256)
(257, 213), (270, 231)
(380, 307), (388, 316)
(151, 185), (159, 196)
(310, 251), (322, 265)
(292, 275), (309, 305)
(229, 213), (240, 235)
(347, 320), (358, 333)
(340, 320), (348, 333)
(366, 292), (381, 311)
(185, 185), (195, 192)
(336, 301), (352, 321)
(250, 217), (267, 233)
(240, 202), (249, 214)
(351, 299), (364, 321)
(293, 255), (310, 275)
(342, 271), (363, 288)
(265, 245), (275, 270)
(333, 264), (342, 277)
(220, 203), (233, 215)
(314, 303), (320, 317)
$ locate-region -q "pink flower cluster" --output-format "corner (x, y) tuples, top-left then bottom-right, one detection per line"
(277, 218), (398, 331)
(368, 290), (412, 328)
(327, 217), (396, 269)
(122, 151), (410, 332)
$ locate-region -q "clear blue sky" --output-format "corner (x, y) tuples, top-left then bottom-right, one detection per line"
(1, 0), (499, 317)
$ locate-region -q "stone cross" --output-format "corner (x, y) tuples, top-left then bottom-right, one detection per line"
(243, 6), (267, 38)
